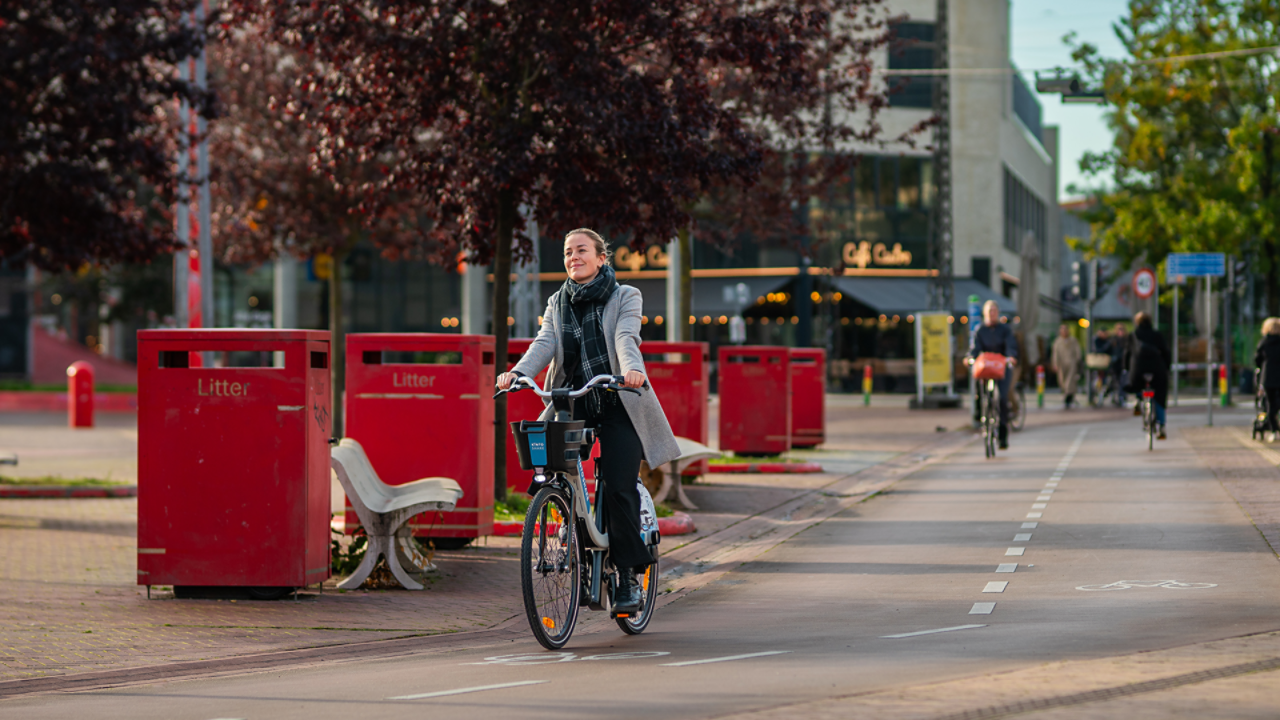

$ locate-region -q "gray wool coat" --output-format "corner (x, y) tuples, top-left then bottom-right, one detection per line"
(511, 284), (682, 469)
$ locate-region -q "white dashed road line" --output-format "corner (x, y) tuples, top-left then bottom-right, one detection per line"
(1013, 533), (1032, 541)
(660, 651), (792, 667)
(882, 624), (986, 639)
(387, 680), (549, 700)
(983, 581), (1008, 593)
(969, 602), (996, 615)
(1005, 547), (1025, 556)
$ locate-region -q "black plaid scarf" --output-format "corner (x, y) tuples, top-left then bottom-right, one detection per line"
(560, 263), (618, 414)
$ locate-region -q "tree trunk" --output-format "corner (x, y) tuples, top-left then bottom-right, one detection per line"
(491, 189), (518, 502)
(329, 247), (347, 439)
(678, 226), (693, 342)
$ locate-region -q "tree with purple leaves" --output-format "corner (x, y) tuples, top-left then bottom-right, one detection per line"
(1, 1), (206, 271)
(228, 0), (905, 499)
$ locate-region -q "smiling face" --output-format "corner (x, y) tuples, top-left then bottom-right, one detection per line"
(564, 233), (606, 284)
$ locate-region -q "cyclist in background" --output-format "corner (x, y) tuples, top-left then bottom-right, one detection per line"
(968, 300), (1018, 450)
(1255, 317), (1280, 442)
(1123, 311), (1171, 440)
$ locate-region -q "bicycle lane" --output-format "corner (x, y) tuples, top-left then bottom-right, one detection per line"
(9, 413), (1280, 719)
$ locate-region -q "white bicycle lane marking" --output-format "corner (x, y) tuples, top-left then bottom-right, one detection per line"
(1077, 580), (1218, 591)
(466, 651), (671, 666)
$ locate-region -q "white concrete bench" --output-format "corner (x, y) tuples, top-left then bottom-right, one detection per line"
(652, 436), (721, 510)
(330, 438), (463, 590)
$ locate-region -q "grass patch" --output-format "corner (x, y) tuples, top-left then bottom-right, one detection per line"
(709, 453), (790, 464)
(493, 487), (676, 519)
(0, 475), (130, 487)
(494, 489), (531, 521)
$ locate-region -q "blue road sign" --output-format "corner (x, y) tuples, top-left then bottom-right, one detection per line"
(1167, 252), (1225, 278)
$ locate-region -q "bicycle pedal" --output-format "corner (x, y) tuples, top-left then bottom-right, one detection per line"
(613, 612), (631, 619)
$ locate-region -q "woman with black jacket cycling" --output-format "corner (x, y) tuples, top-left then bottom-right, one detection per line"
(1123, 312), (1171, 440)
(1256, 317), (1280, 442)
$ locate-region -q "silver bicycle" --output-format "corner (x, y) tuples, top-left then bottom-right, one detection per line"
(496, 374), (661, 649)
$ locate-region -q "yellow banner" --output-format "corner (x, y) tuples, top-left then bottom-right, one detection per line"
(918, 313), (952, 386)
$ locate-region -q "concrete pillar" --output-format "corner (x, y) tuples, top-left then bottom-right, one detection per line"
(273, 256), (298, 367)
(461, 254), (489, 336)
(665, 237), (681, 342)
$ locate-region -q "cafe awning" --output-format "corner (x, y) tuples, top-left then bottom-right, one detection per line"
(831, 277), (1017, 316)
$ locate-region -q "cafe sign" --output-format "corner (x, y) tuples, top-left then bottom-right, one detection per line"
(614, 245), (671, 272)
(842, 241), (913, 270)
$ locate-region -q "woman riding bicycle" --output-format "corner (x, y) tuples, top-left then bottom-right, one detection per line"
(968, 300), (1018, 450)
(1122, 311), (1171, 440)
(496, 228), (680, 614)
(1255, 317), (1280, 442)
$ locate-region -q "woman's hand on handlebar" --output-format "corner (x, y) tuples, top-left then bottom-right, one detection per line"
(622, 370), (647, 389)
(496, 372), (521, 391)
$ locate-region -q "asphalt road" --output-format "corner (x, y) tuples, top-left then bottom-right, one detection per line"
(10, 411), (1280, 719)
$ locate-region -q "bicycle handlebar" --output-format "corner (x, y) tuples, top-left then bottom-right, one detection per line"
(492, 374), (645, 400)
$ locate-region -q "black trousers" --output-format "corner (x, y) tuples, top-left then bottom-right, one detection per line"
(574, 398), (651, 571)
(1266, 387), (1280, 432)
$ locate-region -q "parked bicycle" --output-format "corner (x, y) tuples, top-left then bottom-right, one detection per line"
(495, 374), (661, 649)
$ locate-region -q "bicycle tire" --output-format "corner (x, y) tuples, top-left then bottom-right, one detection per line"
(616, 549), (660, 635)
(1146, 403), (1155, 451)
(521, 486), (581, 650)
(1012, 384), (1027, 432)
(984, 384), (998, 458)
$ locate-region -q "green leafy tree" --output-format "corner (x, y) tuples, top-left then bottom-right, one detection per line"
(1069, 0), (1280, 313)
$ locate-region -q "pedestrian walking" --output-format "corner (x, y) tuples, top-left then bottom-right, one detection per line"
(1255, 317), (1280, 442)
(1123, 311), (1172, 440)
(1051, 323), (1081, 408)
(1111, 323), (1129, 406)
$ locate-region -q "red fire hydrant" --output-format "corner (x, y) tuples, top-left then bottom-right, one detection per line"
(67, 361), (94, 429)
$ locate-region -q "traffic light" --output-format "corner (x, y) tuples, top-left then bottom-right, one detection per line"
(1071, 261), (1088, 300)
(1092, 261), (1106, 301)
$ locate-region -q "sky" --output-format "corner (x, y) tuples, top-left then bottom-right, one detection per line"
(1008, 1), (1129, 201)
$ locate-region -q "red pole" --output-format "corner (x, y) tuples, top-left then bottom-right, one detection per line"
(67, 361), (95, 428)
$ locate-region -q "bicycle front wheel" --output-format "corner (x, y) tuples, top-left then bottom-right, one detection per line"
(617, 549), (660, 635)
(521, 486), (581, 650)
(983, 386), (998, 458)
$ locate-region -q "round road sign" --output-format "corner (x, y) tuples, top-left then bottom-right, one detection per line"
(1133, 268), (1156, 299)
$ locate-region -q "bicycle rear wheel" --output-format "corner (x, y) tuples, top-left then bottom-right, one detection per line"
(616, 549), (660, 635)
(1146, 403), (1155, 451)
(521, 486), (581, 649)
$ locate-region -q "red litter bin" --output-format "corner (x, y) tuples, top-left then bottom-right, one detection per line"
(136, 329), (332, 596)
(506, 339), (598, 493)
(67, 361), (94, 428)
(789, 348), (825, 448)
(642, 342), (710, 473)
(718, 346), (791, 455)
(345, 334), (494, 546)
